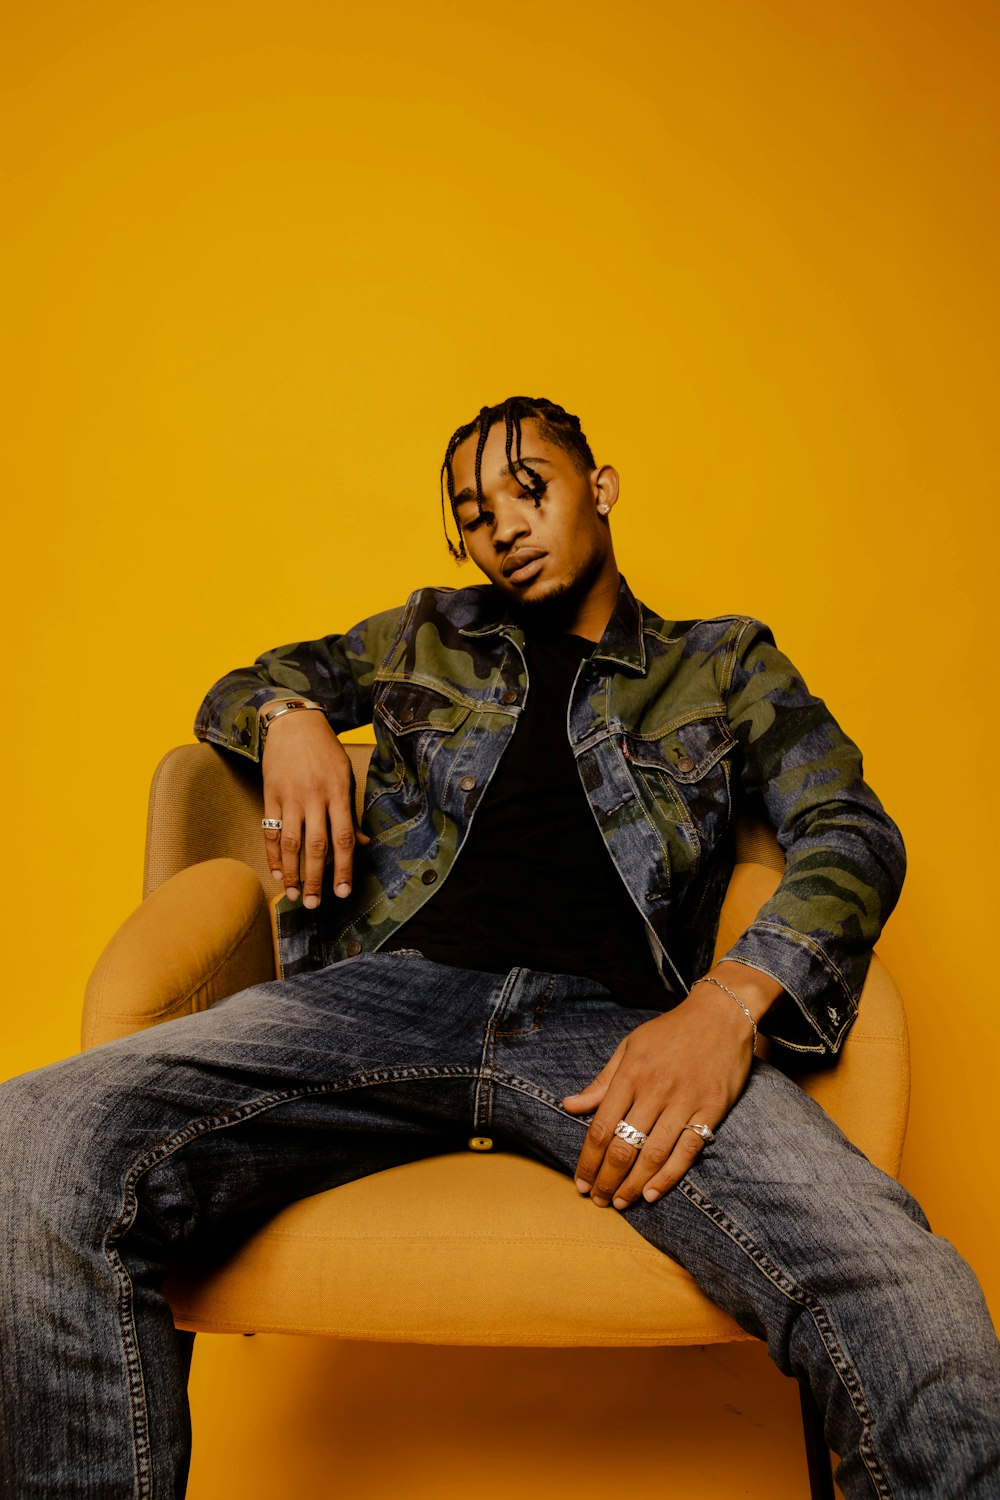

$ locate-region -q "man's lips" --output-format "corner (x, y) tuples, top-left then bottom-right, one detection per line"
(501, 548), (546, 582)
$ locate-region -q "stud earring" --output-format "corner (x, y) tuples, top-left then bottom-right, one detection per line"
(597, 502), (610, 515)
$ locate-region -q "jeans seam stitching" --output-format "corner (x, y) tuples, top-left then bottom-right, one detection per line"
(103, 1242), (151, 1499)
(491, 1070), (591, 1121)
(477, 969), (522, 1130)
(677, 1178), (894, 1500)
(476, 1019), (496, 1132)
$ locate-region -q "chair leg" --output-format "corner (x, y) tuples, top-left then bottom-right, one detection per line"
(175, 1329), (196, 1387)
(798, 1381), (836, 1500)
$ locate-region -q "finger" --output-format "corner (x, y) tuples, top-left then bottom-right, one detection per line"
(573, 1079), (639, 1200)
(347, 763), (371, 846)
(262, 798), (284, 883)
(279, 804), (305, 901)
(562, 1037), (627, 1112)
(641, 1116), (717, 1204)
(587, 1105), (660, 1207)
(327, 786), (358, 898)
(609, 1117), (689, 1210)
(300, 800), (330, 910)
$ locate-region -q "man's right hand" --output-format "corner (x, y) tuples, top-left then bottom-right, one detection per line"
(261, 711), (370, 908)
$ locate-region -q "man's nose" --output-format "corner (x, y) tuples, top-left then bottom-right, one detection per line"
(491, 498), (530, 548)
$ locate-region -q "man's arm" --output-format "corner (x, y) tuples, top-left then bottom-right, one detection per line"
(194, 606), (405, 762)
(565, 617), (905, 1209)
(719, 617), (906, 1052)
(194, 604), (405, 906)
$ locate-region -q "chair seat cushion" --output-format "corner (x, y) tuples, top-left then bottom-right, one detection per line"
(166, 1151), (751, 1347)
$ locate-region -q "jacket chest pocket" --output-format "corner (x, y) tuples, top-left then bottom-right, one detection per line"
(623, 713), (736, 856)
(373, 680), (474, 793)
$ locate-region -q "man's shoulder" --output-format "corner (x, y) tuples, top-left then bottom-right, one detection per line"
(346, 585), (496, 648)
(635, 599), (771, 654)
(398, 582), (499, 625)
(365, 584), (504, 649)
(353, 585), (503, 679)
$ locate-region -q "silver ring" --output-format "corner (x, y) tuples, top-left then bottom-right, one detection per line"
(683, 1122), (716, 1145)
(613, 1120), (647, 1150)
(261, 818), (283, 831)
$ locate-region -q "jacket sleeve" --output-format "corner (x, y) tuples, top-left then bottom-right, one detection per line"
(193, 604), (406, 763)
(719, 618), (906, 1054)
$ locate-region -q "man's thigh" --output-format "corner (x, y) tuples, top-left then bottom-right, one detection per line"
(479, 974), (948, 1334)
(0, 953), (500, 1251)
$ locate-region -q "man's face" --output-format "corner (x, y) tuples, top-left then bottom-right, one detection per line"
(450, 419), (618, 613)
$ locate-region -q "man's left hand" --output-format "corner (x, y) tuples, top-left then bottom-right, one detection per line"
(562, 970), (773, 1208)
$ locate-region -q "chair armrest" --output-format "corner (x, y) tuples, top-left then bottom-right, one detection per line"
(82, 858), (276, 1050)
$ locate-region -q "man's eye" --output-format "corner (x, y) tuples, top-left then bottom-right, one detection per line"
(460, 509), (495, 533)
(457, 486), (542, 532)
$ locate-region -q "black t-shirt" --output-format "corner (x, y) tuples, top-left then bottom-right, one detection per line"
(386, 627), (669, 1008)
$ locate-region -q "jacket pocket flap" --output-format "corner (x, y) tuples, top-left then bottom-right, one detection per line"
(625, 714), (735, 782)
(375, 679), (472, 735)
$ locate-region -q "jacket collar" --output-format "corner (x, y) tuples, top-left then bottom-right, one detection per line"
(458, 574), (647, 674)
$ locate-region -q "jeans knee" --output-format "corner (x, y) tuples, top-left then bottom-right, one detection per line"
(0, 1069), (56, 1173)
(0, 1058), (119, 1201)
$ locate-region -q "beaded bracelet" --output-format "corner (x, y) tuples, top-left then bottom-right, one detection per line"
(696, 975), (758, 1055)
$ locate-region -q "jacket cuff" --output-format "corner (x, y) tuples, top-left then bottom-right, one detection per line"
(194, 695), (305, 763)
(722, 922), (860, 1055)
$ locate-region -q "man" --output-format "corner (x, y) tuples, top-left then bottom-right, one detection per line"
(0, 396), (997, 1497)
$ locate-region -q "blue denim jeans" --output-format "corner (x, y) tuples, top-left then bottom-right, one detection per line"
(1, 952), (997, 1498)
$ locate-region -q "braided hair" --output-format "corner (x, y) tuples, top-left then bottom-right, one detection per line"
(439, 396), (596, 560)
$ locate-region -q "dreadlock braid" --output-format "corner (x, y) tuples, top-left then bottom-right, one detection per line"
(438, 396), (596, 560)
(472, 405), (492, 539)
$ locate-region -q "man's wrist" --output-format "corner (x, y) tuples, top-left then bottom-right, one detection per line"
(259, 698), (326, 741)
(686, 962), (784, 1054)
(704, 961), (782, 1023)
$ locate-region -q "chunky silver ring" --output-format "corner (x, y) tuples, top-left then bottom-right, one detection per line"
(613, 1120), (647, 1150)
(683, 1122), (716, 1145)
(261, 818), (283, 831)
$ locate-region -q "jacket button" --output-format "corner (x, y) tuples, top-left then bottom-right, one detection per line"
(502, 689), (518, 704)
(677, 755), (695, 773)
(468, 1136), (493, 1151)
(459, 775), (476, 792)
(421, 869), (438, 885)
(345, 939), (363, 957)
(400, 707), (416, 724)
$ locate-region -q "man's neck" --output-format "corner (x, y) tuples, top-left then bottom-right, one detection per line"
(512, 567), (622, 644)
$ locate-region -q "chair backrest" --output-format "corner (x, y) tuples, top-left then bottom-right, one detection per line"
(144, 743), (291, 897)
(144, 742), (785, 899)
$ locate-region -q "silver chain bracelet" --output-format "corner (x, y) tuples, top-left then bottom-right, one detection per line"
(696, 975), (758, 1055)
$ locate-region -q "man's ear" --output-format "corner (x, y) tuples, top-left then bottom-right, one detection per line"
(592, 465), (620, 516)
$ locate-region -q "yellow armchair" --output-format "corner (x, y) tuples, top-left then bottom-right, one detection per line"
(83, 742), (910, 1499)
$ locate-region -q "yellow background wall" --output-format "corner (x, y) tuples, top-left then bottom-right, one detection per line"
(4, 2), (997, 1494)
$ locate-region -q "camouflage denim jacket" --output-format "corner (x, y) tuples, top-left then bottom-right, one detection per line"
(194, 575), (905, 1055)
